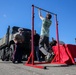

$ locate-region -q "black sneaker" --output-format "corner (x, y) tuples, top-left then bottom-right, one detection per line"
(17, 61), (23, 63)
(12, 60), (15, 64)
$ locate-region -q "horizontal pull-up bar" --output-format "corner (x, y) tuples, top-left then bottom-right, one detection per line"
(32, 5), (57, 15)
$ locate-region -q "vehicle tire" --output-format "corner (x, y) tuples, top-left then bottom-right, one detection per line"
(9, 44), (15, 61)
(1, 49), (6, 61)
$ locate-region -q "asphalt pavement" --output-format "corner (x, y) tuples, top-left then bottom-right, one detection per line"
(0, 60), (76, 75)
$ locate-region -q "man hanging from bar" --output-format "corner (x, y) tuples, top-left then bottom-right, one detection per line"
(38, 9), (55, 62)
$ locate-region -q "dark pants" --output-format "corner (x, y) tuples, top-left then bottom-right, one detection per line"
(39, 36), (49, 55)
(35, 46), (40, 61)
(13, 43), (23, 62)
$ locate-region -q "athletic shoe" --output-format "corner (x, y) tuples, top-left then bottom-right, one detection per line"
(45, 52), (55, 62)
(45, 53), (51, 62)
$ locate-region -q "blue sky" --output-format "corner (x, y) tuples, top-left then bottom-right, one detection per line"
(0, 0), (76, 44)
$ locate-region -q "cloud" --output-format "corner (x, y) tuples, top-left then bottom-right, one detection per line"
(3, 14), (7, 18)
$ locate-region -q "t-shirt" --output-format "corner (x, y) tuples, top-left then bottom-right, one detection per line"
(40, 18), (52, 37)
(14, 32), (24, 43)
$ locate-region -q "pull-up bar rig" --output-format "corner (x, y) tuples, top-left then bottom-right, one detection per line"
(25, 5), (60, 69)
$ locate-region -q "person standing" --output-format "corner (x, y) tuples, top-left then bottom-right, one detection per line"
(49, 37), (57, 53)
(34, 30), (41, 61)
(49, 37), (57, 48)
(38, 9), (54, 62)
(13, 28), (24, 63)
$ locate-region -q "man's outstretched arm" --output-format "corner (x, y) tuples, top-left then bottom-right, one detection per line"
(38, 9), (44, 20)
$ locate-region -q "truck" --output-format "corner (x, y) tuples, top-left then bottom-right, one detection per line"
(0, 26), (31, 61)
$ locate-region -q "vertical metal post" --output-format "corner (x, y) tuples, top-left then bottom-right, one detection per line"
(6, 26), (10, 45)
(32, 5), (34, 65)
(55, 14), (60, 62)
